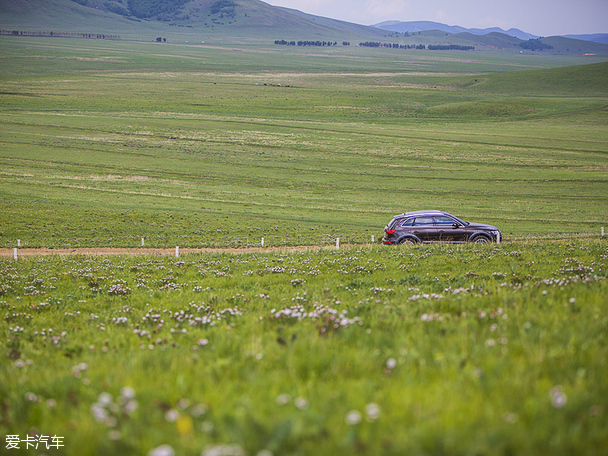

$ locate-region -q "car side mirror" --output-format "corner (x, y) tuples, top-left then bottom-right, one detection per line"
(453, 222), (460, 228)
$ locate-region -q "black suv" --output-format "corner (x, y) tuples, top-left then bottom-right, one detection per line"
(382, 210), (501, 245)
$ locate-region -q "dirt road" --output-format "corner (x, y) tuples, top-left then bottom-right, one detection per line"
(0, 245), (345, 258)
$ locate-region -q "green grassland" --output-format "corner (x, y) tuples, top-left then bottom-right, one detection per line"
(1, 33), (608, 456)
(0, 37), (607, 249)
(1, 240), (607, 455)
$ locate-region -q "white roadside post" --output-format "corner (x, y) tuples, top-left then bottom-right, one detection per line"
(17, 239), (21, 247)
(602, 227), (605, 237)
(336, 238), (340, 249)
(261, 237), (265, 247)
(371, 235), (375, 243)
(141, 237), (145, 247)
(175, 246), (179, 258)
(13, 248), (18, 260)
(497, 232), (501, 245)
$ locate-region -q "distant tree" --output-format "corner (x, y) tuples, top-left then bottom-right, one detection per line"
(519, 39), (553, 51)
(359, 42), (381, 47)
(428, 44), (474, 50)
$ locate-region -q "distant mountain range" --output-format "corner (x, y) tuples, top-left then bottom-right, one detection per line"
(374, 20), (608, 45)
(374, 21), (538, 40)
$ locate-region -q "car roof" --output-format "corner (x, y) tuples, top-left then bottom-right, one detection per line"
(393, 210), (447, 219)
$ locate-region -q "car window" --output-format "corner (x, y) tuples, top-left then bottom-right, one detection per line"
(401, 218), (414, 227)
(434, 216), (455, 226)
(413, 217), (434, 226)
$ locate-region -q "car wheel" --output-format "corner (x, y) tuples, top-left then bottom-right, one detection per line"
(472, 235), (490, 244)
(399, 238), (417, 245)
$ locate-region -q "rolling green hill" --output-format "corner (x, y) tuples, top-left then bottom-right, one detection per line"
(467, 61), (608, 97)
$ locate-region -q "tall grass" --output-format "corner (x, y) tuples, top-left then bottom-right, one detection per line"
(1, 240), (607, 455)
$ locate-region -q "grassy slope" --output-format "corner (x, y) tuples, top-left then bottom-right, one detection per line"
(0, 0), (148, 34)
(470, 61), (608, 96)
(0, 38), (607, 249)
(0, 0), (395, 43)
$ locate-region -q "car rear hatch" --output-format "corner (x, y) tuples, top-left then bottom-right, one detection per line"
(382, 217), (402, 243)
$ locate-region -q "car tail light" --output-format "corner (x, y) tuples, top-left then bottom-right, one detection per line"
(385, 230), (395, 235)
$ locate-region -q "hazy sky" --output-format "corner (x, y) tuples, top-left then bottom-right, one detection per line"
(265, 0), (607, 36)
